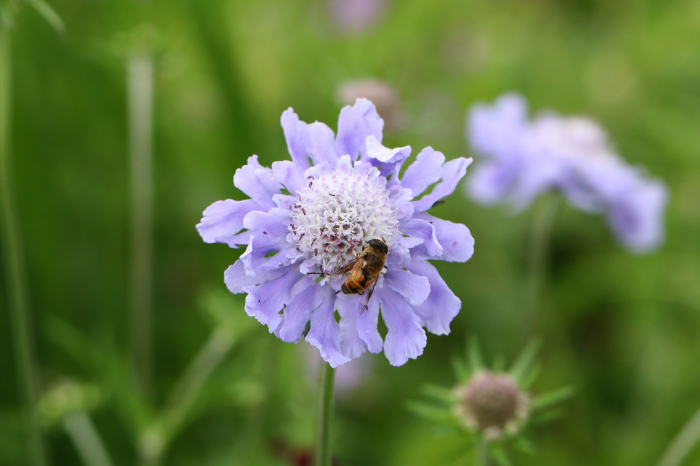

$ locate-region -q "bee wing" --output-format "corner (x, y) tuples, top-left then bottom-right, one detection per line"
(362, 274), (380, 311)
(328, 256), (362, 281)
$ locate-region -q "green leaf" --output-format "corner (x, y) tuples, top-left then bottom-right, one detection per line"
(490, 443), (512, 466)
(531, 407), (566, 425)
(451, 355), (469, 382)
(520, 364), (541, 390)
(509, 339), (541, 384)
(468, 337), (484, 372)
(515, 436), (536, 455)
(26, 0), (65, 35)
(407, 401), (454, 423)
(531, 386), (575, 411)
(492, 355), (506, 372)
(421, 384), (456, 405)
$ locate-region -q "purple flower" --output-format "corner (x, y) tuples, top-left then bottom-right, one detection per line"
(466, 93), (668, 253)
(198, 99), (474, 367)
(328, 0), (388, 35)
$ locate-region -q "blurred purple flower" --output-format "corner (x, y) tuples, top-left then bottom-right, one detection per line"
(328, 0), (388, 34)
(338, 79), (403, 131)
(198, 99), (474, 367)
(466, 93), (668, 253)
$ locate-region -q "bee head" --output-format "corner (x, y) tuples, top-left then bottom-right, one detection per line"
(367, 238), (389, 254)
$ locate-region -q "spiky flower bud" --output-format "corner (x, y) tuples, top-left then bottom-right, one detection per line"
(453, 371), (529, 439)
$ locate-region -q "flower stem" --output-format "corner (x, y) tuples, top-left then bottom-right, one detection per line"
(316, 363), (335, 466)
(0, 21), (48, 466)
(127, 52), (155, 396)
(63, 412), (114, 466)
(657, 406), (700, 466)
(475, 436), (490, 466)
(523, 196), (559, 334)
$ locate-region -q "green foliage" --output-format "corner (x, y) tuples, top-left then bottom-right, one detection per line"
(1, 0), (699, 465)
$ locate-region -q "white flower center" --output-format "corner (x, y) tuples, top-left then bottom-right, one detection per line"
(534, 117), (616, 162)
(289, 169), (398, 272)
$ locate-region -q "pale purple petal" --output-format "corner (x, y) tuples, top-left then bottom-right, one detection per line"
(306, 122), (339, 165)
(306, 286), (352, 368)
(384, 267), (430, 306)
(401, 147), (445, 197)
(242, 208), (291, 237)
(281, 108), (312, 171)
(412, 157), (473, 211)
(606, 179), (668, 253)
(272, 160), (305, 193)
(276, 278), (321, 342)
(466, 163), (517, 205)
(240, 234), (291, 276)
(400, 218), (442, 258)
(357, 295), (383, 354)
(335, 295), (367, 359)
(335, 98), (384, 160)
(365, 135), (411, 178)
(244, 267), (303, 332)
(378, 287), (427, 366)
(196, 199), (260, 248)
(414, 213), (475, 263)
(469, 93), (528, 160)
(407, 261), (461, 335)
(234, 156), (282, 210)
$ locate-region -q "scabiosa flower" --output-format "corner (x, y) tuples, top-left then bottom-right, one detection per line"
(328, 0), (389, 35)
(452, 371), (529, 439)
(197, 99), (474, 368)
(411, 340), (572, 462)
(338, 79), (403, 131)
(466, 93), (668, 253)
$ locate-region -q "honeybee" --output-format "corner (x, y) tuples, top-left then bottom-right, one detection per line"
(310, 239), (388, 309)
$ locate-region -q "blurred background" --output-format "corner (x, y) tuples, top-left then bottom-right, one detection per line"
(1, 0), (699, 464)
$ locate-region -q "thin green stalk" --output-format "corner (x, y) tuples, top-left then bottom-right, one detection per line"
(128, 53), (155, 396)
(0, 22), (48, 466)
(657, 406), (700, 466)
(474, 436), (490, 466)
(138, 327), (235, 466)
(63, 412), (113, 466)
(316, 363), (335, 466)
(523, 196), (559, 334)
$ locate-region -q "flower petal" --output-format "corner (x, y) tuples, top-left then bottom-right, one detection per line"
(245, 267), (304, 333)
(365, 135), (411, 178)
(272, 160), (304, 193)
(468, 93), (529, 160)
(378, 286), (427, 366)
(412, 157), (473, 211)
(335, 295), (367, 359)
(400, 147), (445, 197)
(275, 278), (321, 342)
(415, 213), (475, 263)
(306, 286), (352, 368)
(357, 293), (383, 354)
(606, 179), (668, 253)
(243, 208), (291, 238)
(224, 259), (278, 294)
(240, 234), (291, 276)
(407, 261), (461, 335)
(196, 199), (260, 248)
(335, 98), (384, 160)
(306, 122), (339, 165)
(384, 267), (430, 306)
(234, 156), (281, 210)
(466, 163), (517, 205)
(281, 108), (312, 171)
(400, 218), (443, 258)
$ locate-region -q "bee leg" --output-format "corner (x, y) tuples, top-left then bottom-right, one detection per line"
(334, 289), (341, 295)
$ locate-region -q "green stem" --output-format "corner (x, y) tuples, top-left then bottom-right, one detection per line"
(0, 22), (48, 466)
(63, 412), (113, 466)
(523, 196), (559, 334)
(475, 436), (490, 466)
(316, 363), (335, 466)
(657, 406), (700, 466)
(127, 52), (155, 396)
(138, 327), (236, 466)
